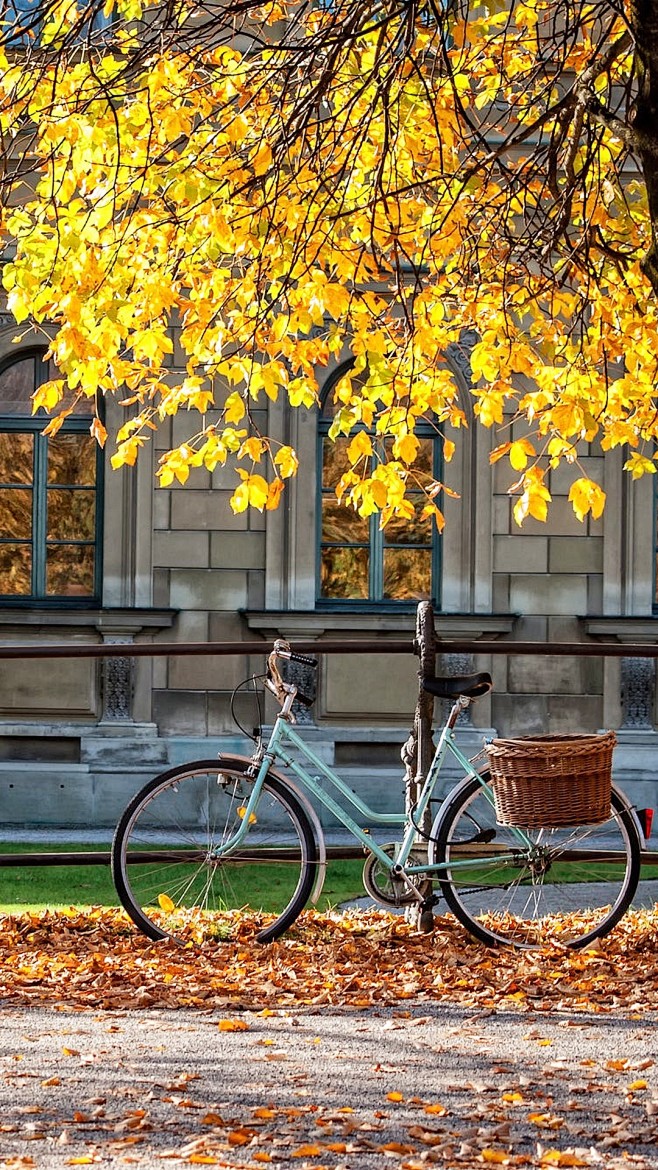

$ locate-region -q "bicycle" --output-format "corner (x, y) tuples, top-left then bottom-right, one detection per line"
(111, 640), (643, 950)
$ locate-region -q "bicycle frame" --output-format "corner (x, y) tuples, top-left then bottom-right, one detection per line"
(216, 697), (534, 901)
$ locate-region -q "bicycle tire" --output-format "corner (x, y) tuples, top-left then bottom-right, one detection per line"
(111, 758), (319, 944)
(430, 771), (641, 949)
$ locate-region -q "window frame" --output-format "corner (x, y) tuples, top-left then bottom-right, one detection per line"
(316, 361), (442, 611)
(0, 348), (104, 608)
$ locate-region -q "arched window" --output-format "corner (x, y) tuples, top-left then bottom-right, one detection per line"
(317, 363), (441, 607)
(0, 350), (103, 604)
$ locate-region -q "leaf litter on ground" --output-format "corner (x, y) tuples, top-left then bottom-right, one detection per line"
(1, 908), (658, 1168)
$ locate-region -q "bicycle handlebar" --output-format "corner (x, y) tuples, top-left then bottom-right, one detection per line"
(272, 640), (318, 669)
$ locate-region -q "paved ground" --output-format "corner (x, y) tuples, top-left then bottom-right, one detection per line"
(1, 1001), (657, 1167)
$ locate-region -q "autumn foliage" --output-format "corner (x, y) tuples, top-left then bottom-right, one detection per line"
(2, 906), (658, 1013)
(1, 0), (657, 523)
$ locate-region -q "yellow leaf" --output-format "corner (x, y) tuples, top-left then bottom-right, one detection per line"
(623, 453), (656, 480)
(291, 1146), (323, 1158)
(237, 806), (257, 825)
(224, 392), (246, 425)
(239, 436), (266, 462)
(218, 1019), (249, 1032)
(252, 141), (272, 176)
(31, 380), (62, 413)
(509, 438), (536, 472)
(386, 1091), (404, 1102)
(392, 433), (420, 464)
(266, 477), (285, 511)
(230, 483), (250, 514)
(90, 417), (107, 448)
(568, 477), (606, 523)
(158, 893), (176, 912)
(346, 431), (373, 464)
(274, 445), (299, 479)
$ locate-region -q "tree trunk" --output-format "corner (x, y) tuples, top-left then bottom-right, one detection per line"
(630, 0), (658, 295)
(401, 601), (436, 932)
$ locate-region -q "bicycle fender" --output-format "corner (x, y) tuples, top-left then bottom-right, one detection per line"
(429, 767), (487, 837)
(217, 752), (327, 904)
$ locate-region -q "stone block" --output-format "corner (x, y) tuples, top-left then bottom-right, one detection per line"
(493, 495), (511, 534)
(549, 456), (604, 495)
(164, 611), (209, 685)
(171, 491), (248, 531)
(153, 531), (210, 569)
(0, 659), (96, 719)
(90, 767), (168, 826)
(546, 694), (604, 733)
(208, 691), (260, 736)
(169, 569), (249, 611)
(548, 537), (603, 573)
(493, 535), (548, 573)
(153, 417), (173, 452)
(512, 615), (548, 641)
(169, 652), (245, 692)
(492, 574), (510, 611)
(547, 617), (603, 694)
(208, 612), (250, 642)
(322, 653), (419, 719)
(210, 531), (265, 570)
(248, 570), (266, 609)
(0, 764), (93, 825)
(492, 694), (549, 737)
(153, 488), (171, 530)
(588, 574), (603, 612)
(153, 690), (208, 736)
(509, 574), (588, 616)
(516, 497), (596, 538)
(152, 569), (171, 607)
(507, 654), (586, 695)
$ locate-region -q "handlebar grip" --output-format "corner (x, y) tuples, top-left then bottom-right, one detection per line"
(289, 653), (318, 668)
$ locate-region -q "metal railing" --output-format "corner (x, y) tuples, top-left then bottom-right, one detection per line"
(1, 632), (658, 869)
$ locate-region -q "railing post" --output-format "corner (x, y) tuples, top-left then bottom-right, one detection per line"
(401, 601), (436, 931)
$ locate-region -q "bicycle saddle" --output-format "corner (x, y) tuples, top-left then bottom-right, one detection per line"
(422, 672), (492, 699)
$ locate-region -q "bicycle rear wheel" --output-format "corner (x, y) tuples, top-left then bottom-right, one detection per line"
(112, 759), (318, 944)
(431, 772), (641, 948)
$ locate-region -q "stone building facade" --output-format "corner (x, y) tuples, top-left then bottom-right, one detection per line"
(0, 314), (656, 832)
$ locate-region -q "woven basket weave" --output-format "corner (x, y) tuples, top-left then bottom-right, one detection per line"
(485, 731), (616, 828)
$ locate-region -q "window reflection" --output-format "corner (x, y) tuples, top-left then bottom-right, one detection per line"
(0, 350), (100, 602)
(318, 368), (439, 604)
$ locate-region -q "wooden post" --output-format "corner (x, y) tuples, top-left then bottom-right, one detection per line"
(400, 601), (436, 931)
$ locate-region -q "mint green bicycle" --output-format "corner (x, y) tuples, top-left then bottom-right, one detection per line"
(111, 640), (643, 949)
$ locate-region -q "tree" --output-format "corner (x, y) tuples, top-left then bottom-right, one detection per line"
(0, 0), (656, 528)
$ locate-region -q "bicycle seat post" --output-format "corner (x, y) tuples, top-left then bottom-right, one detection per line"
(447, 695), (471, 730)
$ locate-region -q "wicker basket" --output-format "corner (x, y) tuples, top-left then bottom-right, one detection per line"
(485, 731), (616, 828)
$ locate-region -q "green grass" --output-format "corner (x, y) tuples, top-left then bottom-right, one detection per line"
(1, 843), (652, 917)
(0, 844), (118, 913)
(0, 846), (367, 915)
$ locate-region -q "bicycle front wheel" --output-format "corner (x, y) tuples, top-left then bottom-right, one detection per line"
(112, 759), (319, 944)
(431, 773), (641, 948)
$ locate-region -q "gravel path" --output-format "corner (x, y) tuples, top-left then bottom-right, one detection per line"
(1, 1001), (657, 1167)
